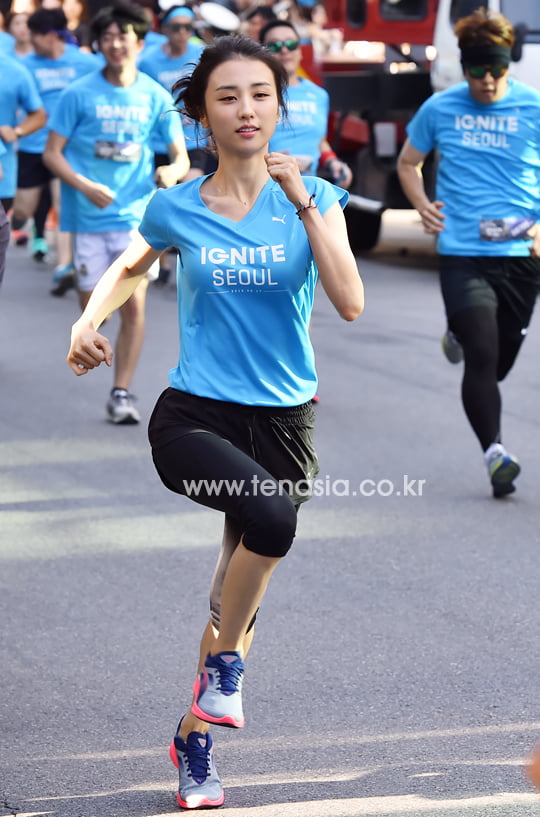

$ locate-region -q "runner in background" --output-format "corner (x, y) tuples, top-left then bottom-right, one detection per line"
(397, 7), (540, 498)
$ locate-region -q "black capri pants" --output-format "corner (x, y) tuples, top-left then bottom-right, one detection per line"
(148, 388), (319, 559)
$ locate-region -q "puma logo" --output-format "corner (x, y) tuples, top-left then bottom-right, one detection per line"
(272, 214), (286, 224)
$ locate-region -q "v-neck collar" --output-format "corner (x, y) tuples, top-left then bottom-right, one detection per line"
(196, 175), (273, 226)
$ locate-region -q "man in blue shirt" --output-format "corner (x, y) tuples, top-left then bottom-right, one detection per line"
(44, 0), (189, 424)
(260, 19), (351, 187)
(397, 7), (540, 499)
(138, 5), (207, 283)
(0, 51), (46, 211)
(11, 8), (98, 277)
(139, 5), (205, 173)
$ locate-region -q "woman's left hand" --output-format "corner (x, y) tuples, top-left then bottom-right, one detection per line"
(265, 152), (310, 208)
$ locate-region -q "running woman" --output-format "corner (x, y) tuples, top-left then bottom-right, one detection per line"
(397, 7), (540, 499)
(65, 34), (364, 809)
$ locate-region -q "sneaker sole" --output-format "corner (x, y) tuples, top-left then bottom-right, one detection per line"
(50, 274), (75, 297)
(169, 741), (225, 809)
(491, 460), (520, 498)
(493, 482), (517, 498)
(191, 676), (245, 729)
(107, 415), (140, 425)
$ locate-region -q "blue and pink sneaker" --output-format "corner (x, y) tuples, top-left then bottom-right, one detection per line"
(169, 720), (224, 810)
(191, 651), (245, 729)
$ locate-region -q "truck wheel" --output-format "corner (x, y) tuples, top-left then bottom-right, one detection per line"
(345, 209), (382, 253)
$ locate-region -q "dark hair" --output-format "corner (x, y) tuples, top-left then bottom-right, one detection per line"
(173, 33), (288, 123)
(90, 0), (150, 43)
(258, 18), (298, 44)
(454, 6), (514, 49)
(244, 5), (276, 24)
(27, 7), (67, 33)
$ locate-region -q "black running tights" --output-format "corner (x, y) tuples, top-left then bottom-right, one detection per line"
(448, 305), (526, 451)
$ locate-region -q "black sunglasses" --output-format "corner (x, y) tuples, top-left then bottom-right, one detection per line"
(266, 39), (300, 53)
(466, 64), (507, 79)
(168, 22), (193, 31)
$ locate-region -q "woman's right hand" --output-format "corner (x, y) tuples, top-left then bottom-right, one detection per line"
(67, 324), (113, 376)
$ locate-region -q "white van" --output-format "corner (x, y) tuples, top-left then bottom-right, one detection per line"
(432, 0), (540, 92)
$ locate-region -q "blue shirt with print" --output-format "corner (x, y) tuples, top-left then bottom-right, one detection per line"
(406, 78), (540, 256)
(138, 40), (204, 154)
(139, 174), (347, 406)
(19, 46), (98, 153)
(49, 69), (184, 232)
(269, 78), (329, 175)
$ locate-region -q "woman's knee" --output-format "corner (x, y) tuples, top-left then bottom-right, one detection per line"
(243, 494), (297, 558)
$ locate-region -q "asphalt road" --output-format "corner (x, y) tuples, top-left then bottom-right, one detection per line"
(1, 212), (540, 817)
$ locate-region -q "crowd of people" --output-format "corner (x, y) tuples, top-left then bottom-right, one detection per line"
(1, 1), (540, 811)
(0, 0), (346, 416)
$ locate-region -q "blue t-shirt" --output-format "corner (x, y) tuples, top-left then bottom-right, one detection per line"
(143, 30), (167, 50)
(139, 174), (347, 406)
(49, 69), (185, 232)
(0, 31), (15, 56)
(138, 41), (204, 154)
(19, 47), (98, 153)
(269, 78), (329, 175)
(0, 54), (43, 198)
(406, 78), (540, 256)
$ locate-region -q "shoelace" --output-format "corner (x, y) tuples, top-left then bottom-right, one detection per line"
(180, 741), (211, 781)
(215, 660), (243, 694)
(112, 391), (138, 403)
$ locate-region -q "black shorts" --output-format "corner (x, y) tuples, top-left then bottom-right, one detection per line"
(148, 388), (319, 506)
(17, 151), (54, 189)
(440, 255), (540, 324)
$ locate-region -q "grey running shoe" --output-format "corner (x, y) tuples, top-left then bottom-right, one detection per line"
(484, 443), (521, 498)
(441, 329), (463, 364)
(191, 651), (245, 728)
(169, 721), (224, 809)
(106, 389), (140, 425)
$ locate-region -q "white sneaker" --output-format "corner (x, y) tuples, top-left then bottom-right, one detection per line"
(106, 389), (140, 425)
(484, 443), (520, 498)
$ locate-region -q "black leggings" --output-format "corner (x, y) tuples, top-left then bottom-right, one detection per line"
(152, 430), (298, 559)
(152, 430), (298, 631)
(449, 305), (528, 450)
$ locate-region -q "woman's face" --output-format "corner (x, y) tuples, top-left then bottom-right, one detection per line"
(62, 0), (84, 22)
(202, 57), (279, 155)
(8, 13), (31, 42)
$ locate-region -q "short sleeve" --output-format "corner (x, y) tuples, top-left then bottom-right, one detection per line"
(308, 176), (349, 215)
(405, 94), (439, 154)
(138, 188), (172, 250)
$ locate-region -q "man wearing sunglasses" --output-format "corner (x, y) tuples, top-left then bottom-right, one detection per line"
(139, 5), (205, 179)
(397, 8), (540, 500)
(259, 19), (351, 188)
(139, 5), (208, 283)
